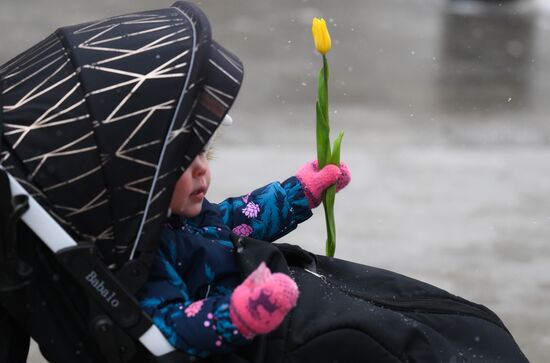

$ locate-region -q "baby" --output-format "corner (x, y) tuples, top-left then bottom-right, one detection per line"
(138, 132), (350, 358)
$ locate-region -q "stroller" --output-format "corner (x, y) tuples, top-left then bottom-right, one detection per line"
(0, 2), (529, 362)
(0, 2), (242, 361)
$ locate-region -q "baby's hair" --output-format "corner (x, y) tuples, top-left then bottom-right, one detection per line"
(206, 148), (215, 161)
(203, 113), (231, 162)
(205, 127), (225, 161)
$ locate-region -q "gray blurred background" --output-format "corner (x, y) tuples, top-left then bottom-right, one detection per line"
(1, 0), (549, 361)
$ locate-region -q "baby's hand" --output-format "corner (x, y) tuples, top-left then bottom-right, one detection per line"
(229, 262), (299, 339)
(296, 160), (352, 209)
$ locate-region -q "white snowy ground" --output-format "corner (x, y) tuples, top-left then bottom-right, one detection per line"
(0, 0), (548, 362)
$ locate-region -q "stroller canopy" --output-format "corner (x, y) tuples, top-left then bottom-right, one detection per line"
(0, 1), (243, 269)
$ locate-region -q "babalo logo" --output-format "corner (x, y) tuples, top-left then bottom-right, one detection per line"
(85, 270), (120, 308)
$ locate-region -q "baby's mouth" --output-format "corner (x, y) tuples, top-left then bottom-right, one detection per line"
(191, 186), (207, 199)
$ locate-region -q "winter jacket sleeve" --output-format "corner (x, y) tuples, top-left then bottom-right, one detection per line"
(217, 176), (313, 242)
(138, 249), (249, 358)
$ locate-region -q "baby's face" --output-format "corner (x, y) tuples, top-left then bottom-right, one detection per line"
(170, 152), (211, 217)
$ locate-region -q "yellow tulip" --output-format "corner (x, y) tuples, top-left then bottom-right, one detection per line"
(311, 17), (331, 55)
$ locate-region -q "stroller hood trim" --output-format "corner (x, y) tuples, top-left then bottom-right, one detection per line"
(129, 4), (197, 261)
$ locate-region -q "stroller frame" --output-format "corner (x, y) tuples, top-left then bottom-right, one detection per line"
(0, 167), (183, 362)
(0, 2), (246, 361)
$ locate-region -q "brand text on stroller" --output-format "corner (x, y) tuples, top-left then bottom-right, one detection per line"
(85, 271), (120, 307)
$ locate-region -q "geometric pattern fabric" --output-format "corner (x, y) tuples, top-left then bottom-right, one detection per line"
(0, 1), (243, 269)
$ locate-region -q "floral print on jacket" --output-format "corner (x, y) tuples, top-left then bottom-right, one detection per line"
(138, 177), (311, 358)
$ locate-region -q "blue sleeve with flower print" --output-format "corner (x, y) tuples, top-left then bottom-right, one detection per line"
(217, 177), (312, 242)
(138, 247), (249, 358)
(138, 226), (250, 358)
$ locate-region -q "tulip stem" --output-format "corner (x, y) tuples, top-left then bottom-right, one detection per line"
(322, 55), (329, 135)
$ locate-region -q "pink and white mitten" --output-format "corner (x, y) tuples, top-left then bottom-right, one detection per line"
(295, 160), (352, 209)
(229, 262), (299, 339)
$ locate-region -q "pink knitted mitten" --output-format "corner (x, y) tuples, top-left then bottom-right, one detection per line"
(295, 160), (352, 209)
(230, 262), (299, 339)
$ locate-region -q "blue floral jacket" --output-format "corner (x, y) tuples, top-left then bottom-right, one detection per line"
(138, 177), (312, 358)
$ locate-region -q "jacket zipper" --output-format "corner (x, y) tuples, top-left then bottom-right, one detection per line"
(304, 268), (327, 283)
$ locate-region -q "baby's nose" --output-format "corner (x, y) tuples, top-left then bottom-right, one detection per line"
(191, 154), (208, 176)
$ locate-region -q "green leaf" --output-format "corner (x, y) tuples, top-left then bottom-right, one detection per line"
(316, 101), (331, 168)
(323, 185), (337, 257)
(329, 130), (344, 165)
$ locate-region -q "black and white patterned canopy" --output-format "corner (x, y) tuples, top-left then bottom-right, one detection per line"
(0, 1), (243, 269)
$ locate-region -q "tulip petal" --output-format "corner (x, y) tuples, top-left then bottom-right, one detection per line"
(312, 17), (332, 55)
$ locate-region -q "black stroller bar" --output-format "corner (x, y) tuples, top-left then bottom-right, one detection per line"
(0, 167), (183, 361)
(0, 175), (32, 294)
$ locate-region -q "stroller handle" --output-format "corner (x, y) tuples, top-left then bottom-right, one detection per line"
(1, 167), (177, 357)
(2, 167), (76, 253)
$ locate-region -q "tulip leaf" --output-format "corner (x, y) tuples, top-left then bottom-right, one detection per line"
(330, 130), (344, 165)
(316, 101), (331, 168)
(323, 185), (337, 257)
(323, 131), (343, 257)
